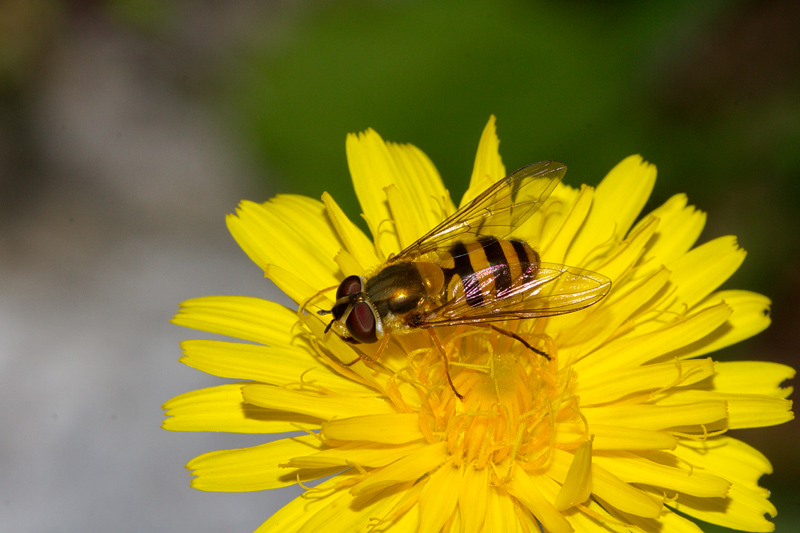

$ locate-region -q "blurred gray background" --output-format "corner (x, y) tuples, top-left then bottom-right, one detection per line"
(1, 1), (797, 532)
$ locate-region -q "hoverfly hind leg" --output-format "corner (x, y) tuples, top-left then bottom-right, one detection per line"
(427, 329), (464, 401)
(487, 324), (550, 360)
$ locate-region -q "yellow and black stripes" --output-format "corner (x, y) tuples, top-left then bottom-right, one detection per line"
(443, 237), (539, 307)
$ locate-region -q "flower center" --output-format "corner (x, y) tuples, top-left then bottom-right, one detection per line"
(412, 330), (574, 472)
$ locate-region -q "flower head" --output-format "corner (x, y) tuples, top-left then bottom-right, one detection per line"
(164, 116), (794, 532)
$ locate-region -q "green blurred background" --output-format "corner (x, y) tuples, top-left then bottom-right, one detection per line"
(2, 0), (797, 531)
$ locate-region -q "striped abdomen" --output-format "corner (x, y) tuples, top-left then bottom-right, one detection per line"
(441, 237), (539, 307)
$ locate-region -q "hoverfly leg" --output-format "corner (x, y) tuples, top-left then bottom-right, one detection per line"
(487, 324), (550, 360)
(427, 329), (464, 401)
(340, 351), (371, 367)
(298, 284), (339, 321)
(340, 332), (388, 367)
(373, 332), (391, 362)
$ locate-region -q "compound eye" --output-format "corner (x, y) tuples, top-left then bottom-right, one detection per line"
(336, 275), (363, 300)
(346, 302), (378, 344)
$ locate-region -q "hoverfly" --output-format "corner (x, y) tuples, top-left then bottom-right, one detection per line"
(315, 161), (611, 399)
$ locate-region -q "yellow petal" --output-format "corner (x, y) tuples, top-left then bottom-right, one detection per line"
(322, 191), (380, 273)
(178, 298), (372, 397)
(540, 185), (594, 264)
(243, 385), (394, 421)
(567, 155), (656, 266)
(255, 473), (415, 533)
(494, 488), (541, 533)
(578, 358), (716, 406)
(612, 505), (705, 533)
(255, 474), (355, 533)
(162, 383), (320, 434)
(347, 129), (451, 258)
(227, 198), (341, 290)
(560, 498), (637, 533)
(507, 464), (573, 533)
(536, 181), (581, 249)
(179, 339), (373, 395)
(321, 413), (424, 444)
(550, 449), (662, 518)
(656, 390), (793, 428)
(287, 440), (426, 469)
(267, 195), (344, 259)
(350, 441), (449, 495)
(592, 450), (730, 498)
(386, 138), (454, 228)
(226, 210), (269, 271)
(635, 193), (706, 266)
(173, 296), (299, 345)
(556, 266), (671, 356)
(458, 466), (489, 533)
(188, 435), (331, 492)
(709, 360), (795, 398)
(575, 301), (732, 379)
(418, 462), (462, 533)
(346, 129), (400, 257)
(665, 235), (746, 310)
(265, 263), (323, 306)
(591, 466), (663, 519)
(667, 483), (777, 532)
(559, 506), (615, 533)
(582, 401), (728, 430)
(554, 438), (593, 510)
(296, 481), (413, 533)
(556, 424), (678, 451)
(461, 115), (506, 207)
(380, 482), (423, 531)
(332, 249), (364, 278)
(298, 305), (383, 389)
(588, 214), (659, 282)
(485, 486), (525, 533)
(537, 476), (636, 533)
(674, 436), (773, 488)
(674, 290), (772, 359)
(386, 183), (424, 251)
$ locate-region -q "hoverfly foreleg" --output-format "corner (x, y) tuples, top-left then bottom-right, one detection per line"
(340, 351), (371, 367)
(427, 329), (464, 400)
(340, 331), (389, 367)
(486, 324), (550, 360)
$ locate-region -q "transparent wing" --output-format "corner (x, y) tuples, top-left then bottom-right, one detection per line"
(417, 262), (611, 327)
(391, 161), (566, 262)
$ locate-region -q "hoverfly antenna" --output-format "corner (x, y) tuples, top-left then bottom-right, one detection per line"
(324, 320), (334, 334)
(299, 283), (339, 319)
(317, 309), (332, 316)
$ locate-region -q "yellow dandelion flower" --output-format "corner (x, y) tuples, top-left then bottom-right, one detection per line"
(164, 116), (794, 533)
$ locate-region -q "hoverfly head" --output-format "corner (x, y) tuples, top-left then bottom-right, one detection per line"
(317, 275), (363, 333)
(321, 274), (378, 344)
